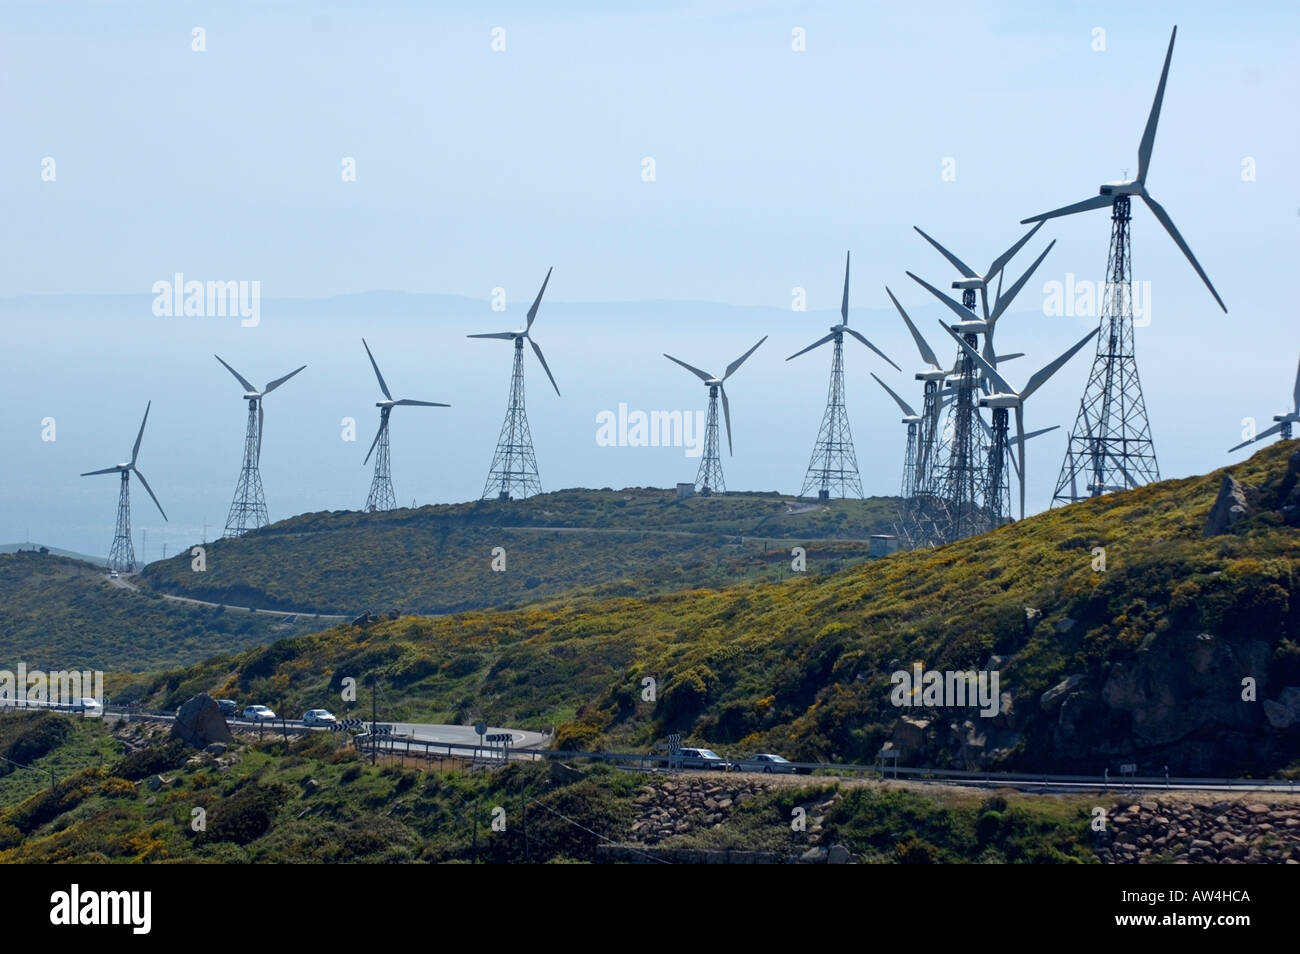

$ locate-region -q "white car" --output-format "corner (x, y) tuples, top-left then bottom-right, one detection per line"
(302, 709), (337, 727)
(242, 704), (277, 721)
(734, 753), (798, 774)
(73, 697), (103, 715)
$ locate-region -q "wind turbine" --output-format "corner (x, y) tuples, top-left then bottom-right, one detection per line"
(470, 268), (560, 501)
(664, 336), (767, 495)
(940, 322), (1099, 520)
(81, 401), (167, 573)
(908, 225), (1056, 365)
(1228, 352), (1300, 452)
(787, 252), (897, 500)
(360, 339), (449, 512)
(1021, 26), (1226, 507)
(215, 355), (306, 537)
(871, 373), (921, 500)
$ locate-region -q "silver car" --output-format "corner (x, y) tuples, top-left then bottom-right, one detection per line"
(303, 708), (337, 727)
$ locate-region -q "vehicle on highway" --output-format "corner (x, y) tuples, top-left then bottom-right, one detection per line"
(732, 753), (799, 774)
(73, 697), (103, 714)
(217, 699), (239, 718)
(302, 708), (337, 726)
(109, 571), (119, 579)
(242, 704), (277, 722)
(675, 747), (728, 770)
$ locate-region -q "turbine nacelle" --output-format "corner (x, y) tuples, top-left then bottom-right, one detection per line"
(979, 394), (1021, 409)
(1099, 180), (1143, 197)
(949, 319), (988, 335)
(915, 369), (948, 382)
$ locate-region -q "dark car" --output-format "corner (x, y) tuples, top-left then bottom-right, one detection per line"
(217, 699), (239, 718)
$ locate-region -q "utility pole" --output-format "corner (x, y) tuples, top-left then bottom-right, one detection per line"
(521, 789), (529, 862)
(370, 681), (378, 766)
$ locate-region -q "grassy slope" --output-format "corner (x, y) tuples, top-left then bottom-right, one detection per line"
(0, 553), (328, 672)
(129, 443), (1300, 775)
(139, 488), (901, 615)
(0, 715), (1099, 864)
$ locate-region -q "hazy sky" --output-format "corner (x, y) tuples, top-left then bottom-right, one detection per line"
(2, 1), (1297, 557)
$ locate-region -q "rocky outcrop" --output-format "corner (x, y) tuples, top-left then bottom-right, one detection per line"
(1095, 798), (1300, 864)
(171, 693), (234, 748)
(1204, 474), (1253, 536)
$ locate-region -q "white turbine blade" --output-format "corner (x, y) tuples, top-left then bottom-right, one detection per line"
(720, 385), (733, 455)
(937, 320), (1014, 395)
(845, 328), (901, 372)
(133, 468), (167, 521)
(1020, 194), (1112, 224)
(1137, 26), (1177, 185)
(215, 354), (256, 392)
(529, 338), (561, 396)
(363, 419), (385, 465)
(870, 372), (918, 418)
(362, 339), (392, 400)
(81, 465), (122, 476)
(994, 353), (1024, 363)
(394, 399), (450, 407)
(986, 222), (1044, 284)
(664, 354), (714, 382)
(1021, 327), (1101, 402)
(467, 332), (518, 340)
(990, 240), (1057, 323)
(840, 250), (851, 324)
(1105, 447), (1139, 489)
(786, 332), (835, 361)
(908, 271), (979, 325)
(131, 400), (151, 465)
(1229, 421), (1282, 452)
(886, 287), (940, 370)
(526, 267), (553, 329)
(1023, 424), (1060, 442)
(257, 402), (264, 464)
(1292, 351), (1300, 413)
(724, 336), (767, 380)
(977, 413), (993, 440)
(264, 364), (306, 395)
(1015, 404), (1027, 520)
(913, 226), (976, 278)
(1141, 194), (1227, 313)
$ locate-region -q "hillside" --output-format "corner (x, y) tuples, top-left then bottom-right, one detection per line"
(130, 442), (1300, 777)
(3, 714), (1297, 864)
(140, 488), (901, 615)
(0, 553), (329, 672)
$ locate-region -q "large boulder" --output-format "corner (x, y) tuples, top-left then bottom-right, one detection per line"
(1204, 474), (1253, 536)
(171, 693), (234, 747)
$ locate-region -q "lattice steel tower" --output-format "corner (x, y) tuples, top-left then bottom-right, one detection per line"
(81, 401), (167, 573)
(366, 409), (397, 512)
(697, 385), (725, 495)
(789, 252), (896, 501)
(108, 472), (136, 572)
(483, 337), (543, 501)
(470, 269), (560, 502)
(225, 397), (270, 535)
(361, 338), (447, 512)
(665, 337), (767, 498)
(215, 356), (305, 538)
(1050, 197), (1159, 503)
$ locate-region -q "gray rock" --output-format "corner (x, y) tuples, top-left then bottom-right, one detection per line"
(800, 846), (828, 863)
(204, 742), (228, 756)
(827, 844), (853, 864)
(1040, 674), (1086, 712)
(171, 693), (234, 748)
(1204, 474), (1252, 536)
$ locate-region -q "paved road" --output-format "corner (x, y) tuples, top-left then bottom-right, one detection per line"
(105, 571), (348, 620)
